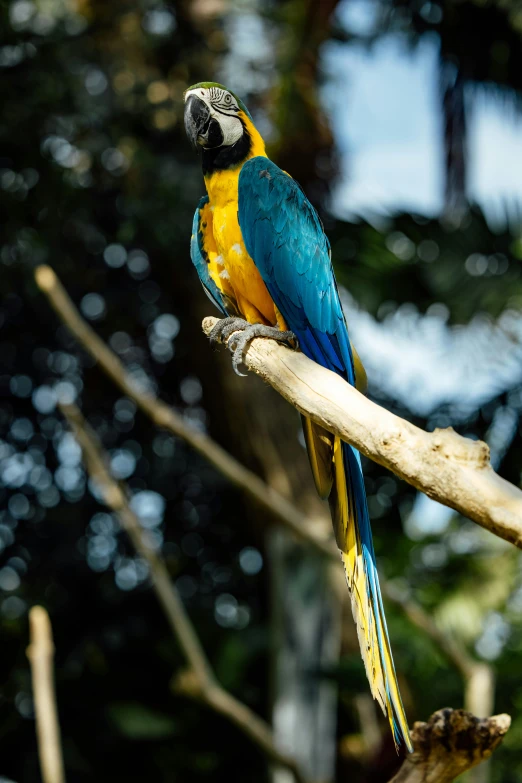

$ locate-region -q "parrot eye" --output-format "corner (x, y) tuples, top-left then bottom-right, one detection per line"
(225, 94), (232, 103)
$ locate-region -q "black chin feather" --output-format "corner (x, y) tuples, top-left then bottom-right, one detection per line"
(202, 123), (252, 175)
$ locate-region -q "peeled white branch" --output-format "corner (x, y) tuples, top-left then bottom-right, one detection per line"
(202, 317), (522, 551)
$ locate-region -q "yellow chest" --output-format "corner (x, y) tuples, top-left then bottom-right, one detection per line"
(212, 203), (252, 290)
(205, 168), (276, 324)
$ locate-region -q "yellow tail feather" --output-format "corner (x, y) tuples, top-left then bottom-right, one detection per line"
(303, 408), (412, 751)
(332, 436), (412, 752)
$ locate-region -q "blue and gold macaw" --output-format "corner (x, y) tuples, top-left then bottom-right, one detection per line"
(184, 82), (412, 752)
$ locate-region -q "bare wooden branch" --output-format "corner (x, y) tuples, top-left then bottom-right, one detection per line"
(60, 402), (310, 783)
(27, 606), (66, 783)
(201, 316), (522, 551)
(390, 709), (510, 783)
(34, 265), (333, 559)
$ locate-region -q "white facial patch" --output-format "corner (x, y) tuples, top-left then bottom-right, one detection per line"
(185, 87), (244, 148)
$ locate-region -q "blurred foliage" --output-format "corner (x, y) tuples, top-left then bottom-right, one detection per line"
(2, 0), (522, 782)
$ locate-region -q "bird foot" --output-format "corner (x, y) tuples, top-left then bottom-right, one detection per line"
(227, 323), (298, 376)
(207, 318), (298, 375)
(208, 317), (250, 348)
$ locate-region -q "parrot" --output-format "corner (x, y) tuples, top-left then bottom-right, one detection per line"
(184, 82), (412, 753)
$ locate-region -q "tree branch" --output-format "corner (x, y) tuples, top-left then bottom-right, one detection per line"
(201, 316), (522, 551)
(59, 401), (310, 783)
(37, 267), (510, 778)
(27, 606), (66, 783)
(35, 265), (495, 713)
(390, 709), (510, 783)
(34, 265), (333, 559)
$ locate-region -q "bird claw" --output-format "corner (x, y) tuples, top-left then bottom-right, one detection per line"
(208, 317), (249, 348)
(207, 318), (298, 376)
(228, 324), (298, 376)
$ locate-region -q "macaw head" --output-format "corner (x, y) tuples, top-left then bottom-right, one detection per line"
(183, 82), (253, 152)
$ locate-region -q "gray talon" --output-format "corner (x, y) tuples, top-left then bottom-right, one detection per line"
(221, 319), (249, 342)
(227, 324), (298, 376)
(208, 317), (248, 347)
(207, 318), (298, 376)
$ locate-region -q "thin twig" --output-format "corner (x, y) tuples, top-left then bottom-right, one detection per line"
(27, 606), (66, 783)
(384, 585), (475, 680)
(384, 586), (494, 719)
(34, 265), (333, 559)
(60, 401), (310, 783)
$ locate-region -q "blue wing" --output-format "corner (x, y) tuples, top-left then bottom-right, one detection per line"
(237, 159), (357, 385)
(190, 196), (229, 316)
(237, 157), (412, 752)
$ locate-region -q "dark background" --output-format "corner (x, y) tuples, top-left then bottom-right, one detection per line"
(2, 0), (522, 781)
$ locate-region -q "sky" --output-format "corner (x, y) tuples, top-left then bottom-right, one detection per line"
(323, 0), (522, 228)
(324, 33), (444, 219)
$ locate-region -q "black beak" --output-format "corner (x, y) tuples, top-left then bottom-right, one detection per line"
(184, 95), (223, 151)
